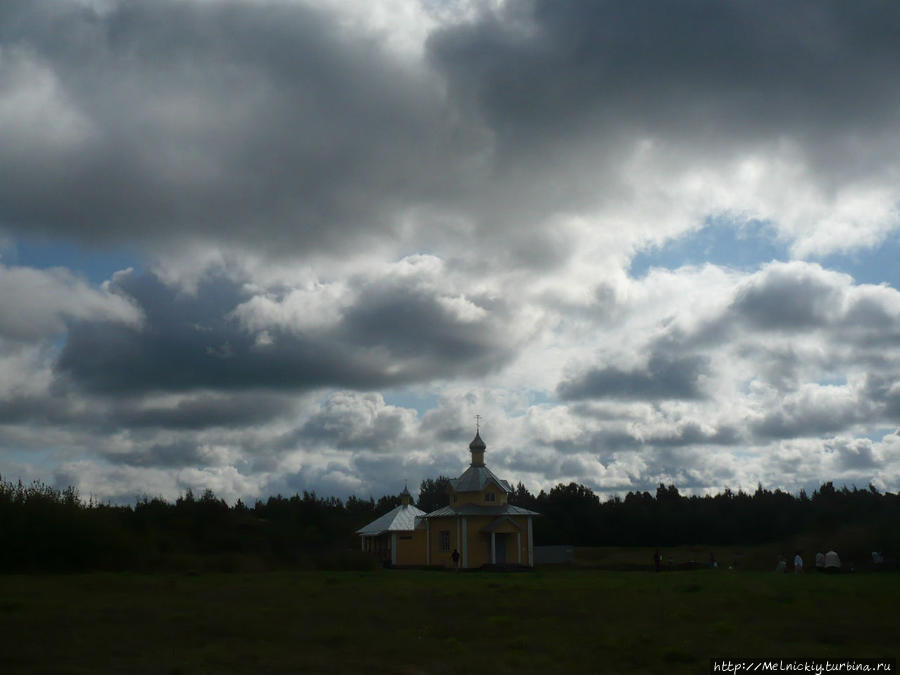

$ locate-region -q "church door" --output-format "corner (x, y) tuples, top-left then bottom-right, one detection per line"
(495, 533), (507, 564)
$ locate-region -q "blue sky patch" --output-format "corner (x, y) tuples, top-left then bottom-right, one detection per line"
(1, 236), (142, 285)
(629, 216), (900, 291)
(629, 218), (789, 278)
(383, 389), (440, 415)
(814, 232), (900, 289)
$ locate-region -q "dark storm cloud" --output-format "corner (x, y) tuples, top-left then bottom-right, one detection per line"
(551, 430), (639, 455)
(557, 352), (708, 401)
(428, 0), (900, 156)
(102, 440), (223, 469)
(828, 438), (878, 471)
(863, 374), (900, 422)
(343, 280), (508, 363)
(751, 405), (865, 441)
(2, 1), (899, 257)
(650, 422), (740, 448)
(55, 268), (513, 394)
(0, 394), (67, 426)
(729, 265), (842, 331)
(421, 0), (900, 256)
(0, 0), (452, 253)
(0, 387), (292, 431)
(111, 393), (295, 430)
(550, 422), (738, 455)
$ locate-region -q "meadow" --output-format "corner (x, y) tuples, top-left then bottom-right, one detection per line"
(1, 564), (897, 674)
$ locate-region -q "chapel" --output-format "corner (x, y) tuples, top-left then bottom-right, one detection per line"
(357, 430), (540, 568)
(356, 484), (426, 566)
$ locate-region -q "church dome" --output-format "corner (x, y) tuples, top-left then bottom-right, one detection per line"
(469, 431), (486, 452)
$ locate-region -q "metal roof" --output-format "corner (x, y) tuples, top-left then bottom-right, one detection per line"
(420, 503), (540, 519)
(482, 515), (523, 533)
(356, 503), (426, 536)
(449, 465), (512, 494)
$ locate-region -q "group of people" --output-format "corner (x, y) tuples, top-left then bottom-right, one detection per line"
(647, 548), (847, 573)
(778, 550), (842, 573)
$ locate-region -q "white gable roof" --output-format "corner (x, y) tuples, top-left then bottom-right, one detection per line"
(356, 503), (426, 536)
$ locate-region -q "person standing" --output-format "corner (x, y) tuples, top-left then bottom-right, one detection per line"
(815, 552), (825, 573)
(451, 548), (460, 571)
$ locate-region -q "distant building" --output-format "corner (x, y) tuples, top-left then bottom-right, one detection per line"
(356, 485), (425, 566)
(356, 430), (540, 568)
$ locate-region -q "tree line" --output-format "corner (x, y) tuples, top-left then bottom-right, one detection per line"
(1, 474), (897, 572)
(423, 477), (899, 553)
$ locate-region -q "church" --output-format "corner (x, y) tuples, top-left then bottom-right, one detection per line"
(357, 429), (540, 568)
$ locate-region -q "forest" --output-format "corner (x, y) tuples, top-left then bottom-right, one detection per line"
(1, 474), (897, 572)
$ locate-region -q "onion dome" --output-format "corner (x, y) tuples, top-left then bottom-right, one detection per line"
(469, 431), (486, 467)
(469, 431), (486, 452)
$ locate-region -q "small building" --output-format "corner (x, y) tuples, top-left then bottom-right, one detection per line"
(357, 430), (540, 568)
(356, 485), (426, 566)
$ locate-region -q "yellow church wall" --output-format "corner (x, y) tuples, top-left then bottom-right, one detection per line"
(456, 515), (531, 568)
(368, 514), (533, 568)
(464, 523), (491, 568)
(395, 529), (427, 566)
(426, 516), (465, 568)
(422, 514), (528, 568)
(453, 488), (508, 507)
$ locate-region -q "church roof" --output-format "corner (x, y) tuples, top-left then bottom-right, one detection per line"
(450, 464), (512, 494)
(420, 503), (540, 518)
(356, 503), (426, 536)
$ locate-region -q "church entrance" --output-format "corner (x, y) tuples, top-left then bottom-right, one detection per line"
(494, 533), (507, 564)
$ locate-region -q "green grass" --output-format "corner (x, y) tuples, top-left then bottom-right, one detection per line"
(0, 568), (897, 674)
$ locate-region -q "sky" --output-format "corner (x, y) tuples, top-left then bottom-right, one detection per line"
(1, 0), (900, 504)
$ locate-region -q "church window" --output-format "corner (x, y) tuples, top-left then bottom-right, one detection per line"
(439, 530), (450, 552)
(485, 492), (496, 502)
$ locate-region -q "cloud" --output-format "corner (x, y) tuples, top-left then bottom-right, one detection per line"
(0, 264), (141, 341)
(292, 392), (417, 452)
(426, 0), (900, 256)
(2, 0), (899, 264)
(749, 383), (874, 440)
(730, 263), (846, 331)
(3, 1), (900, 502)
(557, 352), (709, 401)
(56, 260), (517, 394)
(0, 0), (453, 254)
(110, 392), (298, 431)
(827, 437), (879, 472)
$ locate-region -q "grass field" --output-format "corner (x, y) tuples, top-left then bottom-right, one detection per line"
(1, 566), (897, 674)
